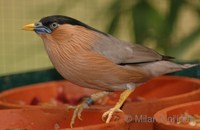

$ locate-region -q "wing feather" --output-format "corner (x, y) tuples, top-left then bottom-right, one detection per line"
(92, 34), (169, 65)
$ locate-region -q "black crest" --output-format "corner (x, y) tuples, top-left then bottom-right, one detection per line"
(39, 15), (107, 36)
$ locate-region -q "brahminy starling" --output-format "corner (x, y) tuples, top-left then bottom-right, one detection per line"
(23, 15), (196, 127)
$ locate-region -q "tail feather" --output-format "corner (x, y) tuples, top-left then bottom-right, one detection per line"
(140, 61), (198, 77)
(180, 64), (198, 69)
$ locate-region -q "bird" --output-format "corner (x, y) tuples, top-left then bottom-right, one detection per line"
(22, 15), (196, 127)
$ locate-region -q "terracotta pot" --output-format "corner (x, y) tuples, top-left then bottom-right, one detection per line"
(0, 80), (99, 109)
(121, 76), (200, 130)
(153, 101), (200, 130)
(0, 108), (128, 130)
(0, 80), (119, 109)
(1, 76), (200, 130)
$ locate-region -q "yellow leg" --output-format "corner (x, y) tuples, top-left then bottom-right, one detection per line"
(70, 91), (111, 128)
(102, 89), (134, 123)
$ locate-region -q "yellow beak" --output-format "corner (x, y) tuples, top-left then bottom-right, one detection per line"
(22, 23), (35, 31)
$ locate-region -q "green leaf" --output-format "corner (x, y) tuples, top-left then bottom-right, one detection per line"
(131, 0), (163, 44)
(169, 26), (200, 57)
(106, 0), (121, 35)
(157, 0), (185, 52)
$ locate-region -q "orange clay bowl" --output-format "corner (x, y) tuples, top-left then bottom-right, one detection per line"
(0, 80), (119, 109)
(153, 101), (200, 130)
(0, 76), (200, 130)
(121, 76), (200, 130)
(0, 108), (129, 130)
(0, 80), (100, 109)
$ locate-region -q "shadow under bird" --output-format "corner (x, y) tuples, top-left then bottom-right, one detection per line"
(22, 15), (196, 127)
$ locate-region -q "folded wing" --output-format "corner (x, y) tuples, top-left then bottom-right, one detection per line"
(92, 34), (172, 65)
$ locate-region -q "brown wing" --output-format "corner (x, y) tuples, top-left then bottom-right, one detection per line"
(92, 34), (171, 65)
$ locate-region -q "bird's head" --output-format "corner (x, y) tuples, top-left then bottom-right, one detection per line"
(22, 15), (106, 41)
(24, 15), (85, 33)
(22, 15), (81, 37)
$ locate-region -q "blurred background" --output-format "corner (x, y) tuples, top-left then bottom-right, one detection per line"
(0, 0), (200, 76)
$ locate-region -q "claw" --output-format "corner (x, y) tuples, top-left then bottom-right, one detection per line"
(77, 105), (84, 120)
(102, 89), (134, 123)
(70, 103), (88, 128)
(102, 108), (123, 123)
(69, 91), (111, 128)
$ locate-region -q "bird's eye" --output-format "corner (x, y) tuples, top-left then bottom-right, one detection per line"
(50, 22), (59, 29)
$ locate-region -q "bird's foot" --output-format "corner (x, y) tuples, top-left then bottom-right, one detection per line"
(69, 91), (111, 128)
(102, 107), (123, 123)
(69, 97), (93, 128)
(102, 89), (134, 123)
(70, 97), (92, 128)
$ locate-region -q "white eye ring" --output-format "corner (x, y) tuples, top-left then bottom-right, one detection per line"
(50, 22), (59, 29)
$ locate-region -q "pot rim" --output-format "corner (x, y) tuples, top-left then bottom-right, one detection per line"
(0, 108), (128, 130)
(0, 80), (99, 108)
(154, 101), (200, 129)
(130, 76), (200, 104)
(0, 76), (200, 108)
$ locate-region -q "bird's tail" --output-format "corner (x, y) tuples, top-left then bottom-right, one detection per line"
(179, 63), (198, 69)
(140, 61), (198, 77)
